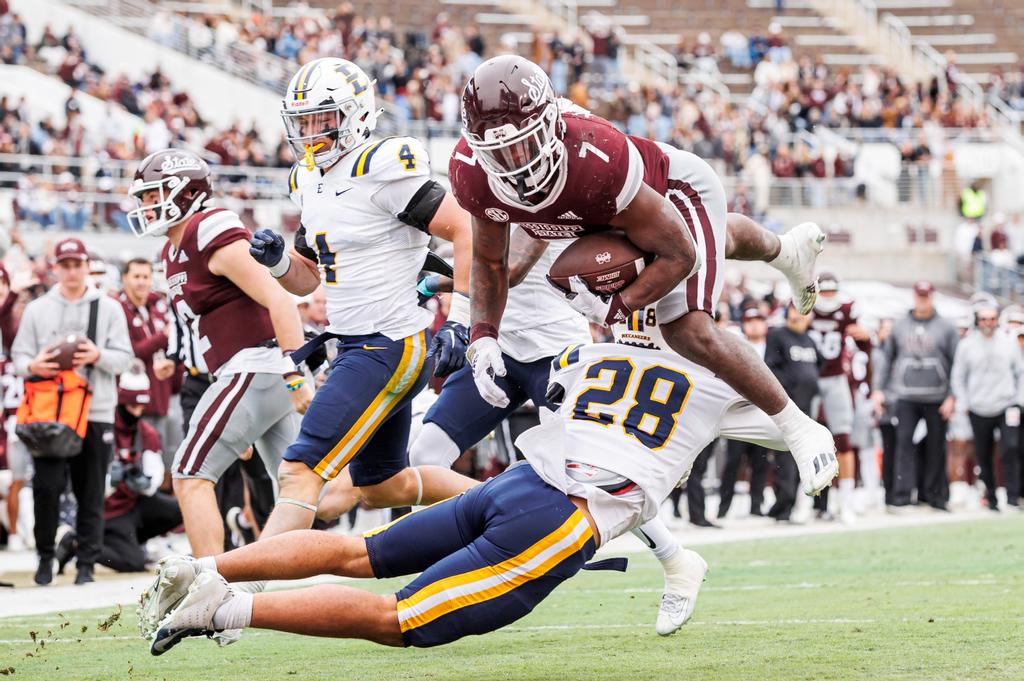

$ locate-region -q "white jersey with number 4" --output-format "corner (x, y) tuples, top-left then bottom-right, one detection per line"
(517, 341), (784, 543)
(289, 136), (434, 339)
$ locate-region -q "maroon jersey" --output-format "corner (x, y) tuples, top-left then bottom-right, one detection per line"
(162, 208), (275, 374)
(809, 298), (859, 378)
(449, 112), (669, 238)
(845, 335), (873, 396)
(118, 291), (172, 417)
(104, 417), (162, 519)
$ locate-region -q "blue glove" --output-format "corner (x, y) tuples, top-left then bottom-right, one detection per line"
(249, 229), (286, 267)
(429, 321), (469, 378)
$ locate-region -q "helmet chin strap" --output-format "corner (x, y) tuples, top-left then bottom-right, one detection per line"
(303, 142), (326, 171)
(515, 175), (529, 202)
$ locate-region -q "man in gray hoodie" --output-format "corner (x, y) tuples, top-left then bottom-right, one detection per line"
(871, 281), (959, 510)
(950, 301), (1021, 511)
(12, 238), (133, 585)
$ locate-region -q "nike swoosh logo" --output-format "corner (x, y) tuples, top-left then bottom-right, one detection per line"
(635, 529), (657, 549)
(362, 345), (388, 351)
(336, 188), (353, 197)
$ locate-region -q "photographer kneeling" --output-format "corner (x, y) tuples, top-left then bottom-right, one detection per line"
(57, 368), (181, 573)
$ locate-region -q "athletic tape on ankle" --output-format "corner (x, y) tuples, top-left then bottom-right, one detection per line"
(413, 467), (423, 507)
(276, 497), (318, 513)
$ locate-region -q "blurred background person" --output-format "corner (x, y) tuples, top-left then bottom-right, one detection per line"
(872, 281), (959, 512)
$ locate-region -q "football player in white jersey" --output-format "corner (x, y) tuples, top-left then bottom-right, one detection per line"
(141, 303), (821, 655)
(242, 57), (476, 541)
(409, 228), (699, 635)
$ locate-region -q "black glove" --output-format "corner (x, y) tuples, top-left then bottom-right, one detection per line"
(429, 321), (469, 378)
(249, 229), (286, 267)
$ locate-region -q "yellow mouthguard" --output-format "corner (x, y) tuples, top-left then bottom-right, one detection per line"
(303, 143), (326, 171)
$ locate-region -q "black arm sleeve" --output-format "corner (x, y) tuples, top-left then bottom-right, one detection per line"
(397, 179), (446, 233)
(293, 225), (318, 263)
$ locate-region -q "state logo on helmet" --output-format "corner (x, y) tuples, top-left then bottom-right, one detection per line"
(281, 58), (381, 171)
(127, 149), (213, 238)
(461, 55), (566, 205)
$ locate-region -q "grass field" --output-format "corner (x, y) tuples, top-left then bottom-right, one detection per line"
(1, 516), (1022, 680)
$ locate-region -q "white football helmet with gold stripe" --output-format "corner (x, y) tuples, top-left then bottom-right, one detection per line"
(281, 58), (381, 171)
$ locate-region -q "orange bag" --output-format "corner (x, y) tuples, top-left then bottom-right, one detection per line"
(16, 370), (93, 459)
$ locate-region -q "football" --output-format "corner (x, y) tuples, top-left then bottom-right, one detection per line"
(547, 232), (652, 295)
(46, 334), (88, 371)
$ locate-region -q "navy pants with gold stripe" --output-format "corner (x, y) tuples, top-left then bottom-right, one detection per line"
(282, 330), (430, 486)
(365, 463), (596, 647)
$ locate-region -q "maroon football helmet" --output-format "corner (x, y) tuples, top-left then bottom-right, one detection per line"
(461, 55), (565, 204)
(127, 149), (213, 237)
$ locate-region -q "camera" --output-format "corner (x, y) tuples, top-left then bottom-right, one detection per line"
(109, 458), (152, 495)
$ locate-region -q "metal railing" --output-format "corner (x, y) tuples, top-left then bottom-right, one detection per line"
(974, 255), (1024, 303)
(65, 0), (296, 93)
(0, 153), (291, 200)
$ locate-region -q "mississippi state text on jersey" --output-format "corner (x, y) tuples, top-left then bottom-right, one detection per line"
(288, 135), (434, 338)
(162, 208), (282, 375)
(449, 112), (669, 239)
(809, 297), (859, 378)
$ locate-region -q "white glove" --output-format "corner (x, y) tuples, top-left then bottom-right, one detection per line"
(561, 276), (631, 326)
(466, 337), (509, 408)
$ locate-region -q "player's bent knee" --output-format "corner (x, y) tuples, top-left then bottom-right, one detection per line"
(408, 422), (460, 468)
(358, 470), (416, 509)
(276, 460), (324, 500)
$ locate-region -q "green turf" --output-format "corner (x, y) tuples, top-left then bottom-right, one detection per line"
(2, 516), (1022, 680)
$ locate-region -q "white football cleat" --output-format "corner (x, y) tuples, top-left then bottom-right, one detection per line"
(771, 222), (825, 315)
(655, 549), (709, 636)
(788, 419), (839, 496)
(138, 555), (204, 640)
(151, 571), (234, 656)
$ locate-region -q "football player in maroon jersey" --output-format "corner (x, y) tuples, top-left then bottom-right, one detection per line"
(127, 149), (314, 558)
(450, 55), (836, 494)
(808, 272), (871, 523)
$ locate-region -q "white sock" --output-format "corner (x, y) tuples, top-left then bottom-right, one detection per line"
(212, 590), (253, 630)
(839, 478), (855, 508)
(769, 400), (807, 434)
(768, 230), (794, 270)
(234, 580), (267, 594)
(197, 556), (217, 572)
(633, 519), (679, 562)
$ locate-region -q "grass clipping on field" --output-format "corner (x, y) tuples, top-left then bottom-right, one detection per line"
(9, 605), (125, 674)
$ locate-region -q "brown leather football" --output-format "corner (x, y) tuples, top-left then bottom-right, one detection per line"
(46, 334), (88, 371)
(547, 232), (652, 295)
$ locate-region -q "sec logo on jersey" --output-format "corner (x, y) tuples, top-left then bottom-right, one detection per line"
(485, 207), (509, 222)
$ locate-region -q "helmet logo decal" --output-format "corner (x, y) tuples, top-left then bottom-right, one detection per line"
(483, 124), (517, 142)
(485, 208), (510, 222)
(160, 155), (203, 174)
(521, 72), (549, 104)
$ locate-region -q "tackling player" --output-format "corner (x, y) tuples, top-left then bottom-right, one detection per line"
(808, 272), (871, 524)
(141, 304), (809, 654)
(126, 149), (313, 558)
(449, 56), (836, 490)
(409, 228), (697, 635)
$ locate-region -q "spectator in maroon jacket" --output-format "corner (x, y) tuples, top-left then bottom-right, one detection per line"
(0, 264), (17, 352)
(118, 258), (178, 464)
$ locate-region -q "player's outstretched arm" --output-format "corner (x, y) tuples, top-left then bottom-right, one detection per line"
(609, 183), (698, 312)
(426, 193), (472, 296)
(469, 215), (510, 338)
(209, 240), (313, 412)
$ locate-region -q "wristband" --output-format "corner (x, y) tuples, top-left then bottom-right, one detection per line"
(417, 275), (441, 299)
(603, 293), (632, 326)
(470, 323), (499, 344)
(285, 377), (306, 392)
(269, 254), (292, 278)
(447, 291), (471, 326)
